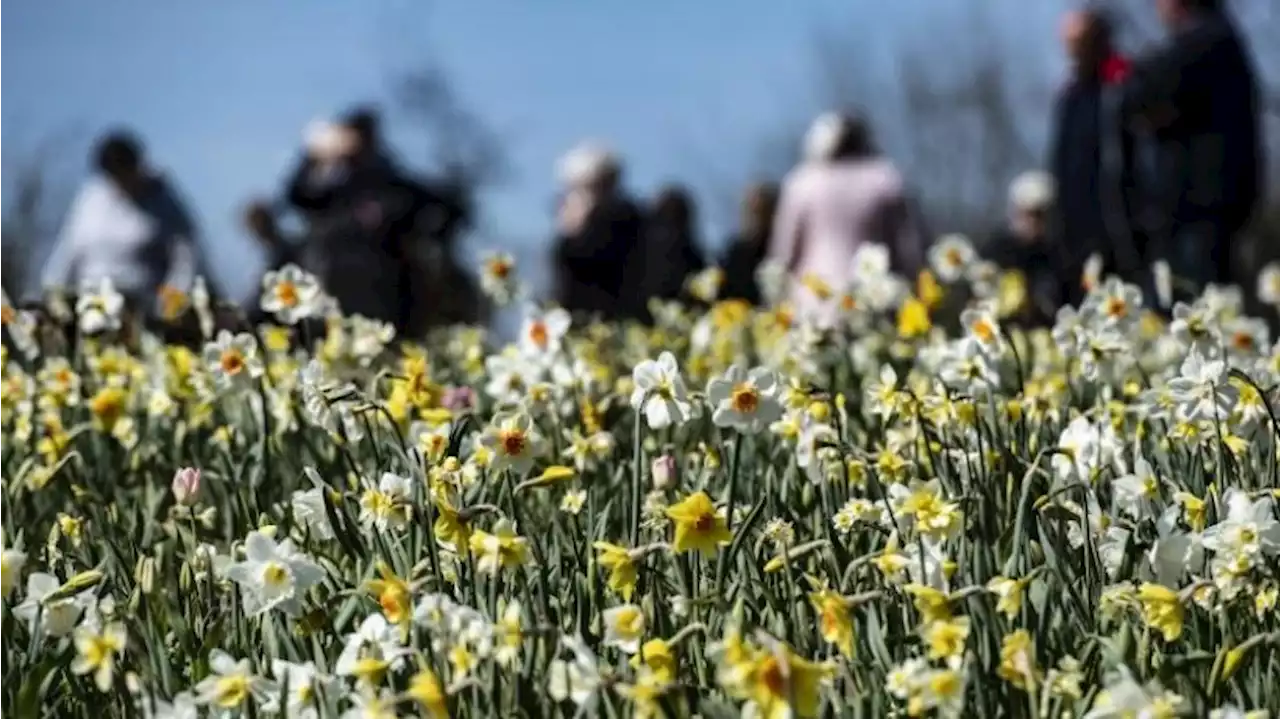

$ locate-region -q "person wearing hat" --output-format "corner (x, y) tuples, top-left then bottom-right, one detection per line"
(986, 171), (1062, 325)
(769, 111), (922, 325)
(551, 142), (645, 319)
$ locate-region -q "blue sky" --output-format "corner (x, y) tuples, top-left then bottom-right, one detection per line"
(2, 0), (1099, 299)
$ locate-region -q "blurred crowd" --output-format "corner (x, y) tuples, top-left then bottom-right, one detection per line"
(19, 0), (1273, 337)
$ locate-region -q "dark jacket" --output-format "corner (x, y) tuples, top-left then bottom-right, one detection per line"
(719, 232), (769, 305)
(1050, 54), (1144, 299)
(553, 194), (645, 319)
(625, 213), (706, 319)
(1123, 10), (1263, 285)
(284, 152), (440, 330)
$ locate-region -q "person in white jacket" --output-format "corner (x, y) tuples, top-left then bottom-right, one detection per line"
(39, 131), (199, 313)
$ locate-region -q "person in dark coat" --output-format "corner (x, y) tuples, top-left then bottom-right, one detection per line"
(552, 143), (645, 320)
(1124, 0), (1264, 295)
(1049, 9), (1144, 305)
(283, 108), (442, 332)
(986, 171), (1062, 326)
(719, 182), (779, 305)
(627, 184), (707, 318)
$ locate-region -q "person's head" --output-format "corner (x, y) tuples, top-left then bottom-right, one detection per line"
(342, 106), (381, 156)
(558, 141), (622, 194)
(741, 182), (779, 237)
(1061, 9), (1113, 74)
(1008, 170), (1056, 241)
(1156, 0), (1219, 29)
(804, 112), (874, 164)
(243, 200), (280, 246)
(654, 185), (696, 233)
(95, 130), (146, 195)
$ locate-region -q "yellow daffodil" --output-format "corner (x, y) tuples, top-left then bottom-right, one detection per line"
(1137, 583), (1184, 642)
(365, 561), (412, 627)
(665, 491), (731, 555)
(593, 541), (638, 601)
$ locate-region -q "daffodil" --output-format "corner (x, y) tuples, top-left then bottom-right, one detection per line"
(408, 667), (449, 718)
(986, 575), (1028, 620)
(631, 638), (677, 682)
(71, 622), (127, 691)
(365, 561), (412, 627)
(665, 491), (731, 555)
(997, 630), (1039, 691)
(737, 643), (832, 719)
(594, 541), (639, 600)
(1136, 583), (1185, 642)
(194, 650), (273, 712)
(602, 604), (646, 654)
(468, 519), (529, 574)
(808, 587), (855, 658)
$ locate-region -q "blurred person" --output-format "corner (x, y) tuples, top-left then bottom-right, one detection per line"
(1124, 0), (1263, 295)
(39, 130), (205, 315)
(985, 171), (1062, 324)
(769, 112), (923, 324)
(551, 142), (645, 319)
(627, 184), (707, 317)
(1049, 8), (1143, 304)
(283, 107), (445, 332)
(719, 182), (780, 305)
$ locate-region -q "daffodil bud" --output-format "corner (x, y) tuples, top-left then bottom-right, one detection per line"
(134, 555), (156, 595)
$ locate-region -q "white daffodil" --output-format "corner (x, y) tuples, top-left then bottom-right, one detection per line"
(1202, 489), (1280, 561)
(224, 530), (325, 616)
(630, 351), (691, 430)
(1112, 455), (1163, 520)
(601, 603), (646, 654)
(1, 292), (39, 358)
(1166, 350), (1232, 422)
(929, 234), (977, 283)
(1147, 505), (1204, 588)
(358, 472), (414, 532)
(341, 688), (399, 719)
(547, 634), (603, 710)
(1, 544), (26, 598)
(292, 485), (336, 541)
(937, 339), (999, 394)
(1084, 668), (1183, 719)
(202, 330), (264, 389)
(344, 315), (396, 367)
(336, 613), (410, 680)
(75, 278), (125, 334)
(959, 304), (1004, 357)
(1084, 277), (1143, 333)
(484, 349), (545, 404)
(706, 364), (783, 433)
(1257, 262), (1280, 308)
(193, 650), (275, 714)
(260, 263), (323, 325)
(1052, 416), (1124, 484)
(71, 621), (128, 691)
(518, 305), (572, 360)
(13, 572), (91, 637)
(268, 660), (333, 719)
(479, 411), (546, 475)
(479, 251), (519, 307)
(136, 691), (199, 719)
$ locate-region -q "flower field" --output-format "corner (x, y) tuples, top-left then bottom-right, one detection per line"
(3, 245), (1280, 718)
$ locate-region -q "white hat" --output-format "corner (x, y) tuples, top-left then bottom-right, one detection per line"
(557, 141), (619, 186)
(1008, 170), (1056, 211)
(803, 112), (847, 163)
(305, 119), (357, 160)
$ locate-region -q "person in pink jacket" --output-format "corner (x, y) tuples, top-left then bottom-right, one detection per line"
(769, 112), (923, 325)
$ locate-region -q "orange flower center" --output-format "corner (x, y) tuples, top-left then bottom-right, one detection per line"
(220, 349), (246, 375)
(759, 657), (786, 697)
(528, 321), (549, 348)
(0, 305), (14, 325)
(275, 281), (300, 307)
(488, 260), (511, 279)
(944, 248), (963, 266)
(1104, 297), (1128, 319)
(694, 512), (716, 533)
(1232, 332), (1254, 351)
(500, 430), (527, 457)
(730, 384), (760, 414)
(971, 318), (996, 342)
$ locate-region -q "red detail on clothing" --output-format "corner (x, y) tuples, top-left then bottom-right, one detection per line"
(1099, 53), (1131, 85)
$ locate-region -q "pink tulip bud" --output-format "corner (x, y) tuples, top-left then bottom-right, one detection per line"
(172, 467), (202, 506)
(442, 386), (476, 411)
(651, 454), (677, 490)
